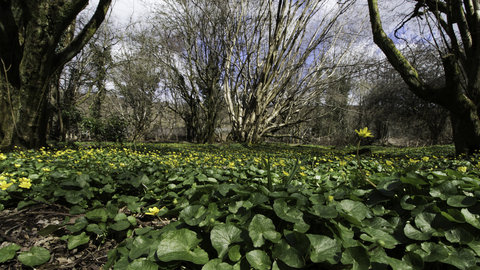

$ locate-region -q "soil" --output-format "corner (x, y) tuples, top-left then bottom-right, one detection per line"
(0, 203), (171, 269)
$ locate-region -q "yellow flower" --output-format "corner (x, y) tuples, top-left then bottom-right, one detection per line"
(328, 195), (334, 202)
(0, 181), (13, 190)
(77, 171), (82, 175)
(0, 153), (6, 160)
(458, 166), (467, 173)
(421, 157), (429, 162)
(19, 181), (32, 189)
(385, 160), (393, 166)
(14, 164), (21, 168)
(283, 171), (289, 177)
(355, 127), (373, 138)
(145, 206), (161, 216)
(42, 168), (51, 172)
(339, 161), (347, 166)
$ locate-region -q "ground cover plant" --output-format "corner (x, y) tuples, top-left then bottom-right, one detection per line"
(1, 138), (480, 269)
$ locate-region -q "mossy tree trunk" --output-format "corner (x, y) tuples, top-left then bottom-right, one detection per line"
(0, 0), (111, 152)
(367, 0), (480, 155)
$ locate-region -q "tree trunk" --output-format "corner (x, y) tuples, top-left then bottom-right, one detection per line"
(367, 0), (480, 155)
(0, 0), (111, 152)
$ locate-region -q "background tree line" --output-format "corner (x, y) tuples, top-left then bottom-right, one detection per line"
(3, 0), (473, 153)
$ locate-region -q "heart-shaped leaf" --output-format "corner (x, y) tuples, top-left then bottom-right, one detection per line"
(156, 228), (209, 265)
(246, 250), (271, 270)
(0, 244), (21, 263)
(18, 246), (50, 266)
(126, 258), (158, 270)
(68, 232), (90, 249)
(272, 239), (305, 268)
(202, 259), (235, 270)
(306, 234), (341, 264)
(211, 223), (243, 258)
(249, 214), (281, 247)
(86, 208), (107, 223)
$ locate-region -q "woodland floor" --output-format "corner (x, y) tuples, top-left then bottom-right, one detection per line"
(0, 204), (171, 270)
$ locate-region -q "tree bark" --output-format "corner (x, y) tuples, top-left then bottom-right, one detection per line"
(0, 0), (111, 151)
(367, 0), (480, 155)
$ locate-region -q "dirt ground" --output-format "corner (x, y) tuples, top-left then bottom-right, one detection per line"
(0, 203), (168, 269)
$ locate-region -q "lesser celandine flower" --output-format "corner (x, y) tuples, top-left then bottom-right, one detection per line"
(355, 127), (374, 138)
(458, 166), (467, 173)
(422, 157), (429, 162)
(386, 160), (393, 166)
(19, 180), (32, 189)
(14, 164), (21, 168)
(0, 181), (13, 190)
(145, 206), (161, 216)
(0, 153), (6, 160)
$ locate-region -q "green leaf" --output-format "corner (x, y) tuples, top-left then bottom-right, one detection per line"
(246, 250), (272, 270)
(337, 199), (367, 225)
(17, 246), (51, 266)
(441, 246), (478, 269)
(461, 208), (480, 229)
(306, 234), (341, 264)
(342, 246), (370, 270)
(115, 213), (128, 221)
(69, 205), (86, 215)
(129, 235), (153, 260)
(429, 182), (457, 200)
(202, 258), (235, 270)
(68, 232), (90, 249)
(106, 202), (119, 219)
(135, 227), (153, 235)
(402, 253), (424, 270)
(179, 205), (207, 226)
(400, 195), (416, 210)
(228, 245), (242, 262)
(0, 244), (21, 263)
(76, 174), (90, 187)
(66, 217), (88, 233)
(131, 174), (150, 188)
(156, 228), (209, 265)
(17, 200), (36, 210)
(111, 220), (132, 231)
(272, 239), (305, 268)
(400, 176), (427, 185)
(414, 212), (437, 234)
(65, 194), (84, 204)
(415, 242), (449, 262)
(38, 224), (63, 236)
(211, 223), (243, 258)
(126, 258), (159, 270)
(249, 214), (281, 247)
(440, 209), (466, 223)
(86, 208), (107, 223)
(273, 199), (310, 233)
(310, 205), (338, 219)
(445, 228), (473, 244)
(446, 195), (476, 207)
(361, 227), (399, 249)
(467, 240), (480, 257)
(404, 224), (432, 241)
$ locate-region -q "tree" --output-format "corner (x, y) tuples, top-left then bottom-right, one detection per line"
(156, 0), (226, 143)
(0, 0), (112, 151)
(367, 0), (480, 155)
(112, 26), (163, 142)
(221, 0), (357, 143)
